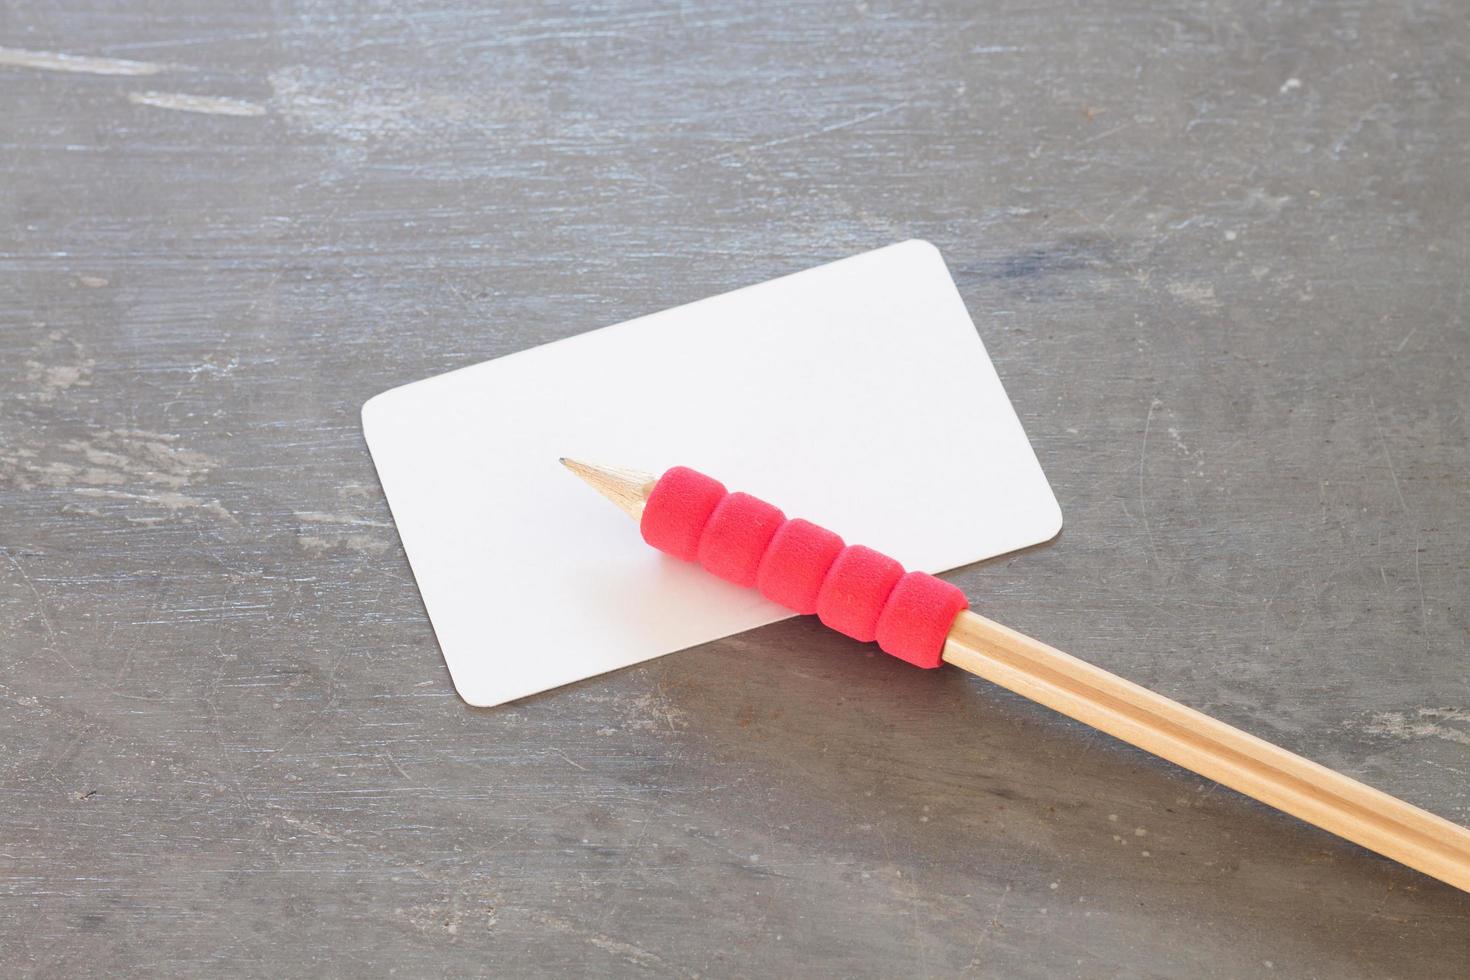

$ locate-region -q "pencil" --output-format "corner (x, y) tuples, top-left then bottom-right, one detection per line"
(562, 458), (1470, 894)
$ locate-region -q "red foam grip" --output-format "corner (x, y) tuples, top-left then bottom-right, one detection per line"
(874, 571), (970, 668)
(697, 492), (785, 588)
(641, 466), (727, 561)
(815, 545), (904, 643)
(756, 519), (844, 614)
(639, 467), (970, 668)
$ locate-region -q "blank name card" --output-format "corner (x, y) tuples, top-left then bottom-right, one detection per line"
(363, 240), (1061, 706)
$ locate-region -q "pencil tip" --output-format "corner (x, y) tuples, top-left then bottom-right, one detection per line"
(558, 458), (657, 522)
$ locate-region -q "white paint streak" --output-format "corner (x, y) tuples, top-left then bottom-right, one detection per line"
(23, 359), (93, 401)
(296, 533), (390, 556)
(294, 511), (392, 529)
(1166, 281), (1220, 309)
(0, 45), (166, 76)
(294, 509), (393, 555)
(1365, 708), (1470, 747)
(267, 65), (539, 143)
(128, 91), (266, 117)
(73, 487), (237, 524)
(691, 103), (905, 166)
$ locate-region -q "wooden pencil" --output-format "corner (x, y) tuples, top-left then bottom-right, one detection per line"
(563, 458), (1470, 894)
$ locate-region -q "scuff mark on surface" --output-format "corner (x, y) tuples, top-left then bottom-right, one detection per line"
(528, 912), (672, 972)
(73, 488), (237, 525)
(128, 91), (266, 117)
(23, 360), (93, 401)
(294, 511), (392, 529)
(1166, 281), (1219, 309)
(18, 332), (94, 403)
(0, 683), (45, 710)
(397, 901), (497, 938)
(292, 499), (393, 555)
(1365, 708), (1470, 747)
(1243, 187), (1291, 214)
(2, 428), (216, 492)
(278, 812), (346, 842)
(0, 45), (167, 76)
(296, 533), (390, 556)
(1, 336), (231, 526)
(573, 687), (690, 733)
(267, 65), (540, 143)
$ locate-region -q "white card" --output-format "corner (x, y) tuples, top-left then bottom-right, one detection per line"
(363, 241), (1061, 706)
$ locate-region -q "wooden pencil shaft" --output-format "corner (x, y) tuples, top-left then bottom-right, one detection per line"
(562, 459), (1470, 893)
(944, 611), (1470, 892)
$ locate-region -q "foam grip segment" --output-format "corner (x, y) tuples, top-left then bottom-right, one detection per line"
(639, 467), (969, 668)
(697, 492), (785, 588)
(814, 545), (904, 643)
(756, 519), (844, 614)
(874, 571), (970, 668)
(640, 466), (727, 561)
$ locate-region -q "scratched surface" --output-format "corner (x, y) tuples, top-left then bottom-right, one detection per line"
(2, 1), (1468, 977)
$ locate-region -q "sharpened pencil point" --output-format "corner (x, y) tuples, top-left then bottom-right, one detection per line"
(560, 458), (658, 522)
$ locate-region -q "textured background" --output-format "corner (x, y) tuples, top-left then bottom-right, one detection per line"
(2, 1), (1468, 976)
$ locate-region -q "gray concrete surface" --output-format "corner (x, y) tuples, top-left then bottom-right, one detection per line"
(2, 1), (1468, 976)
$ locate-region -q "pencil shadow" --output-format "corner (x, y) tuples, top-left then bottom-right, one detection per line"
(633, 617), (1468, 971)
(486, 530), (1468, 971)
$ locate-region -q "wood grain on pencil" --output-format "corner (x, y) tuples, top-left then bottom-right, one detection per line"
(563, 458), (1470, 893)
(943, 612), (1470, 893)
